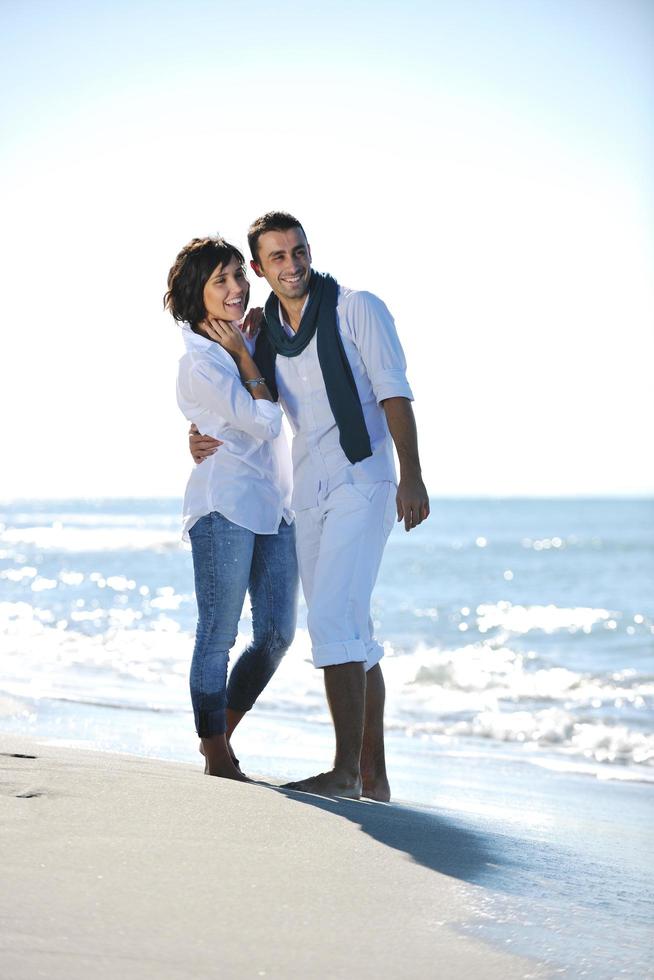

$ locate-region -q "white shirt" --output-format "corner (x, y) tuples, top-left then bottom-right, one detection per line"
(177, 325), (293, 539)
(275, 286), (414, 511)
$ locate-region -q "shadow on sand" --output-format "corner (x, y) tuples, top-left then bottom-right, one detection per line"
(273, 787), (515, 886)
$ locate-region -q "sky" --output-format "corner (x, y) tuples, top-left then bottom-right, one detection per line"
(1, 0), (652, 498)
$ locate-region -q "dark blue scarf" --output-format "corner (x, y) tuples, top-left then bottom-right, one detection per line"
(254, 271), (372, 464)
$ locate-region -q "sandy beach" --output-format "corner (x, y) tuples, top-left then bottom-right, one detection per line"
(0, 734), (545, 980)
(2, 497), (652, 977)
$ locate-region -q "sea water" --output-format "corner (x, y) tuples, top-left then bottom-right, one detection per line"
(1, 496), (651, 781)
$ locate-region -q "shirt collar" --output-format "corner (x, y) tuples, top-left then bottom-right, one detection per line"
(181, 321), (256, 356)
(278, 293), (311, 334)
(181, 323), (213, 352)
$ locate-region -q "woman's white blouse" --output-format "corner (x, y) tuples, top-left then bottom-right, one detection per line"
(177, 324), (293, 539)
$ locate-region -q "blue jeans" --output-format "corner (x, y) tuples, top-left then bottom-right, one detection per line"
(188, 512), (298, 737)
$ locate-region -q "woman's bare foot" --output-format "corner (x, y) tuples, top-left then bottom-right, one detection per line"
(199, 738), (243, 774)
(283, 768), (362, 799)
(201, 735), (251, 782)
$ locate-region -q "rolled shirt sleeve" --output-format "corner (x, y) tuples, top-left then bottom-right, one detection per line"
(181, 358), (282, 442)
(345, 292), (414, 404)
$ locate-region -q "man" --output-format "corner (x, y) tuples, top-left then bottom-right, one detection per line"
(191, 212), (429, 800)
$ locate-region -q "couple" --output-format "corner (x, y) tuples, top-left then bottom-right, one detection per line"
(166, 211), (429, 801)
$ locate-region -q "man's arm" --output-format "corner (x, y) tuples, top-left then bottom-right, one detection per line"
(342, 293), (429, 530)
(189, 423), (221, 464)
(382, 397), (430, 531)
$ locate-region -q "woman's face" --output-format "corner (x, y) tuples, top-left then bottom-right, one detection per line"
(202, 255), (250, 323)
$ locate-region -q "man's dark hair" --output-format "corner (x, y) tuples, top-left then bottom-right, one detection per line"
(247, 211), (307, 263)
(164, 237), (247, 328)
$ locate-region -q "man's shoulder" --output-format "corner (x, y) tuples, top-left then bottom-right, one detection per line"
(337, 285), (389, 319)
(337, 286), (393, 336)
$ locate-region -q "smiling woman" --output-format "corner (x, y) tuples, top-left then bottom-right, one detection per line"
(164, 235), (298, 783)
(164, 237), (250, 330)
(203, 258), (249, 322)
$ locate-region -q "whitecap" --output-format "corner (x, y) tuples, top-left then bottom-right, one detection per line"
(475, 601), (613, 634)
(0, 525), (182, 552)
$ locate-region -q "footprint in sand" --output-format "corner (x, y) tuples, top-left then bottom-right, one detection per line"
(0, 755), (44, 797)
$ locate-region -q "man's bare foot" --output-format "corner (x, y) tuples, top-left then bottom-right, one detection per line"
(361, 775), (391, 803)
(283, 769), (362, 799)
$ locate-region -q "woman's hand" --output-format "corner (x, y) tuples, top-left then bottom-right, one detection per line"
(242, 307), (264, 340)
(203, 318), (247, 359)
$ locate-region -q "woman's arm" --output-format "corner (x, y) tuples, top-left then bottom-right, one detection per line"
(181, 360), (281, 442)
(203, 319), (273, 402)
(178, 315), (282, 446)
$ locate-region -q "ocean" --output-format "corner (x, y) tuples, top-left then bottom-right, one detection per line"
(1, 497), (651, 782)
(1, 497), (653, 977)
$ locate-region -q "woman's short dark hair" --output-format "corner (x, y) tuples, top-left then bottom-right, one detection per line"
(164, 237), (247, 328)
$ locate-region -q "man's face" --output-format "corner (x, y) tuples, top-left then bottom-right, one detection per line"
(251, 227), (312, 301)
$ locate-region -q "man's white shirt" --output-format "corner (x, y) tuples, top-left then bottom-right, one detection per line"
(275, 285), (414, 511)
(177, 324), (293, 539)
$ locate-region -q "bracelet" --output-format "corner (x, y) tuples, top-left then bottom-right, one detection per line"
(243, 377), (267, 388)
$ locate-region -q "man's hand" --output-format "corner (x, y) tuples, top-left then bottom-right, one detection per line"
(189, 423), (222, 464)
(381, 397), (430, 532)
(242, 306), (264, 339)
(396, 475), (430, 532)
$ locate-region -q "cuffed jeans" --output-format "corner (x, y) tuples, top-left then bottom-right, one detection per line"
(188, 512), (298, 737)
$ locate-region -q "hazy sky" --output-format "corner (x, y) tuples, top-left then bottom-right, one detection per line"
(1, 0), (652, 497)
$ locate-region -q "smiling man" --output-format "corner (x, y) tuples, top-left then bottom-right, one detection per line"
(192, 211), (429, 800)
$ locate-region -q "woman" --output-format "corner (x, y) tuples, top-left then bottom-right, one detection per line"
(165, 236), (298, 781)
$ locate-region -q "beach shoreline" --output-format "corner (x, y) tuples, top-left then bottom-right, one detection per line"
(1, 495), (652, 977)
(1, 733), (545, 980)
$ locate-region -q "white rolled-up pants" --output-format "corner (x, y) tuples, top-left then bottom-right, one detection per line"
(294, 481), (396, 670)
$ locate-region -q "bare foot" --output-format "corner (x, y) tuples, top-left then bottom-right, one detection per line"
(199, 739), (243, 775)
(206, 764), (251, 781)
(201, 735), (251, 782)
(206, 763), (251, 782)
(283, 769), (362, 799)
(362, 775), (391, 803)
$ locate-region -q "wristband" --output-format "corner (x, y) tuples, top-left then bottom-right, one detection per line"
(243, 377), (267, 388)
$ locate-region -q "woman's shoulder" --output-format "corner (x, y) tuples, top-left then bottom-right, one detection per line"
(178, 345), (238, 378)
